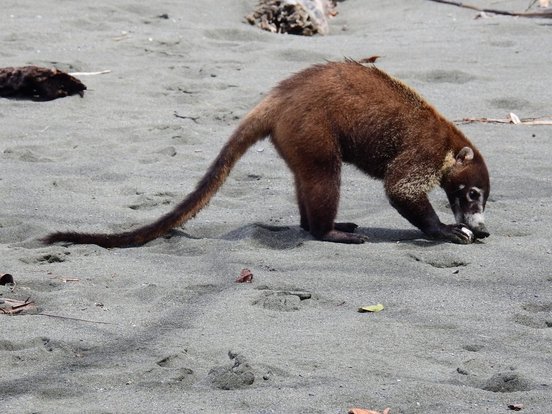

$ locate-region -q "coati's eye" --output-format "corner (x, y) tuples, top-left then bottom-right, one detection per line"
(468, 189), (480, 201)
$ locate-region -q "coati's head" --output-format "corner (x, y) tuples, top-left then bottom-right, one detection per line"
(443, 147), (490, 239)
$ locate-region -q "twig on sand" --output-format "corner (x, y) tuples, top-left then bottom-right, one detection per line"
(69, 70), (111, 76)
(428, 0), (552, 18)
(455, 113), (552, 125)
(38, 312), (113, 325)
(174, 111), (200, 123)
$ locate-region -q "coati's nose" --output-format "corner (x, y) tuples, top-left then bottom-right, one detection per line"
(473, 224), (490, 239)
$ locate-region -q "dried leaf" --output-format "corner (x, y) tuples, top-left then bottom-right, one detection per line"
(359, 56), (381, 64)
(358, 303), (385, 313)
(236, 268), (254, 283)
(349, 408), (391, 414)
(508, 404), (524, 411)
(539, 0), (550, 8)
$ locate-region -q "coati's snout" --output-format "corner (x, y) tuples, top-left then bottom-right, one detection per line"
(449, 185), (489, 239)
(444, 147), (490, 240)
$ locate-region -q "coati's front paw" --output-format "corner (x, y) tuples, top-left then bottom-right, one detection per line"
(441, 224), (475, 244)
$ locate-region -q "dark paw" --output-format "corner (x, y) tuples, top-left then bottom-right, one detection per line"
(334, 222), (359, 233)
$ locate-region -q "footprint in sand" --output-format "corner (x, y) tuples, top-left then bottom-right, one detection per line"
(488, 96), (532, 111)
(222, 223), (304, 250)
(3, 147), (53, 163)
(206, 351), (255, 390)
(252, 286), (318, 312)
(19, 252), (70, 265)
(407, 252), (469, 269)
(482, 372), (533, 393)
(398, 69), (477, 85)
(454, 359), (536, 393)
(127, 192), (177, 211)
(147, 353), (196, 386)
(513, 302), (552, 329)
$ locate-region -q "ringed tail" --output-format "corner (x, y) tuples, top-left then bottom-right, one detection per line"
(42, 97), (275, 248)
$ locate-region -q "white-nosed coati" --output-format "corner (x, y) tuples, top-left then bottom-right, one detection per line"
(43, 60), (490, 248)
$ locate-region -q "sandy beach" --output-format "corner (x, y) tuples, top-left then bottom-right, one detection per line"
(1, 1), (551, 413)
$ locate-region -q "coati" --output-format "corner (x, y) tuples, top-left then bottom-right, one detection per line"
(44, 60), (490, 247)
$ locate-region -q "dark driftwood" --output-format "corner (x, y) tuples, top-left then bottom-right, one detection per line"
(428, 0), (552, 18)
(0, 66), (86, 101)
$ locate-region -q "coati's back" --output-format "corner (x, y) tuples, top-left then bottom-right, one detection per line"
(269, 60), (451, 179)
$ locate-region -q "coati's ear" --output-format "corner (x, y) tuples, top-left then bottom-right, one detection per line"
(455, 147), (474, 165)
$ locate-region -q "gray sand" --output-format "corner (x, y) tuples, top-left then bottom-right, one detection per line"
(1, 1), (551, 413)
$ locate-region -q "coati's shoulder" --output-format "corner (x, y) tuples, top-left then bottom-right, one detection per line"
(360, 63), (427, 109)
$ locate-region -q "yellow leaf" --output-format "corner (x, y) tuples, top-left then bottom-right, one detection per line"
(358, 303), (384, 313)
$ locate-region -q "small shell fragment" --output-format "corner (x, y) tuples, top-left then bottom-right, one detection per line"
(460, 226), (474, 241)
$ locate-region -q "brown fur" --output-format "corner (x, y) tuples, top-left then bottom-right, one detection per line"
(43, 60), (490, 247)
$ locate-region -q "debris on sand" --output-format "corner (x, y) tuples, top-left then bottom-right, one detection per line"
(0, 66), (86, 101)
(245, 0), (341, 36)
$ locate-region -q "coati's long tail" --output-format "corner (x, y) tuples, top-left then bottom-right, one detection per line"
(43, 97), (275, 248)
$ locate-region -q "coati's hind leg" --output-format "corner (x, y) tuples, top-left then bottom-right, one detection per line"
(294, 170), (364, 244)
(295, 179), (310, 232)
(295, 179), (358, 234)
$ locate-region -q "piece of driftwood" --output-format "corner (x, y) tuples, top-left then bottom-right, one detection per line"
(0, 297), (36, 315)
(245, 0), (339, 36)
(428, 0), (552, 18)
(0, 66), (86, 101)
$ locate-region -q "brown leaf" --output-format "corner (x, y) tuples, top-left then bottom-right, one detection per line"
(359, 55), (381, 64)
(236, 268), (253, 283)
(349, 408), (390, 414)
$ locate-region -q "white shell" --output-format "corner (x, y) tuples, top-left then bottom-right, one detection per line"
(460, 226), (474, 241)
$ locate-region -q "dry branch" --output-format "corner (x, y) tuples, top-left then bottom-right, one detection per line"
(428, 0), (552, 18)
(455, 113), (552, 125)
(38, 313), (113, 325)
